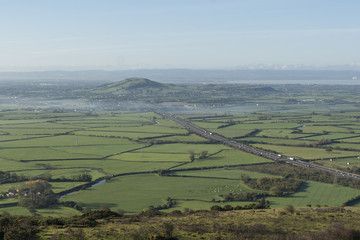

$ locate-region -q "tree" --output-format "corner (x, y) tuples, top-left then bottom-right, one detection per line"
(199, 151), (208, 159)
(72, 173), (92, 182)
(325, 146), (333, 152)
(285, 205), (295, 214)
(188, 150), (195, 162)
(18, 180), (58, 209)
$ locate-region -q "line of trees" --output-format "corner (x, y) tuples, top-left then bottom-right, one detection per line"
(210, 199), (269, 211)
(0, 171), (27, 184)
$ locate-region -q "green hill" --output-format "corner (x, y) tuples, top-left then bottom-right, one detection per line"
(89, 78), (172, 95)
(85, 77), (279, 103)
(86, 77), (191, 102)
(98, 78), (165, 90)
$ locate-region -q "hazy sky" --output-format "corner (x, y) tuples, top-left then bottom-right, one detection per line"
(1, 0), (359, 71)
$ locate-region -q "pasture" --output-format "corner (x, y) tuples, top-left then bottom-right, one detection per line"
(0, 109), (359, 216)
(268, 181), (360, 207)
(62, 173), (264, 214)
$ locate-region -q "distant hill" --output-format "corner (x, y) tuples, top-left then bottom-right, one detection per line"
(95, 78), (166, 91)
(84, 77), (280, 104)
(86, 78), (189, 102)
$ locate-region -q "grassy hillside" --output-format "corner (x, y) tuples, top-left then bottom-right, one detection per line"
(84, 77), (279, 103)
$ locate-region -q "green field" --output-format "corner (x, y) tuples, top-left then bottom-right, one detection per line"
(62, 174), (264, 214)
(268, 181), (360, 207)
(252, 144), (360, 159)
(173, 168), (281, 179)
(312, 157), (360, 171)
(0, 206), (32, 216)
(172, 149), (272, 169)
(0, 109), (359, 216)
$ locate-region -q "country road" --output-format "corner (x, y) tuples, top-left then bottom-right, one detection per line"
(154, 110), (360, 181)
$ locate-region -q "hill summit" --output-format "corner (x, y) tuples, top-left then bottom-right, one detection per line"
(97, 78), (165, 91)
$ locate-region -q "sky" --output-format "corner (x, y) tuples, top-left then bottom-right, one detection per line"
(0, 0), (359, 71)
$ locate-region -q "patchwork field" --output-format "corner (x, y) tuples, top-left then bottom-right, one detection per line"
(0, 109), (359, 217)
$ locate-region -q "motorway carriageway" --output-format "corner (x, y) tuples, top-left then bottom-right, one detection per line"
(154, 110), (360, 181)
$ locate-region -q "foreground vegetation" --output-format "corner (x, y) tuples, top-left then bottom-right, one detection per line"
(1, 207), (360, 239)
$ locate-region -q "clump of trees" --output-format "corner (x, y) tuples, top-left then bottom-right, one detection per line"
(154, 197), (177, 211)
(188, 150), (208, 162)
(0, 171), (27, 184)
(223, 192), (269, 202)
(210, 198), (269, 211)
(18, 180), (58, 209)
(198, 151), (208, 159)
(221, 176), (303, 202)
(242, 176), (303, 196)
(188, 150), (195, 162)
(71, 173), (92, 182)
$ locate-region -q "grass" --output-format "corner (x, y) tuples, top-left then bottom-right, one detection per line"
(133, 143), (231, 155)
(80, 124), (188, 135)
(53, 143), (143, 158)
(74, 130), (171, 139)
(189, 121), (224, 129)
(62, 174), (262, 213)
(99, 160), (180, 175)
(0, 198), (19, 204)
(256, 129), (313, 139)
(0, 182), (24, 192)
(212, 128), (255, 138)
(10, 168), (105, 179)
(36, 205), (82, 217)
(301, 132), (359, 141)
(240, 137), (313, 146)
(0, 147), (94, 161)
(0, 158), (40, 171)
(1, 109), (360, 217)
(51, 182), (88, 193)
(340, 136), (360, 143)
(313, 157), (360, 170)
(0, 207), (31, 216)
(300, 125), (353, 134)
(173, 149), (272, 169)
(253, 144), (360, 159)
(0, 135), (132, 148)
(173, 168), (280, 179)
(109, 152), (189, 162)
(154, 134), (209, 142)
(268, 181), (360, 207)
(331, 142), (360, 151)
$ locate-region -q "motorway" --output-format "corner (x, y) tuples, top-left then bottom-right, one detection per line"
(154, 110), (360, 181)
